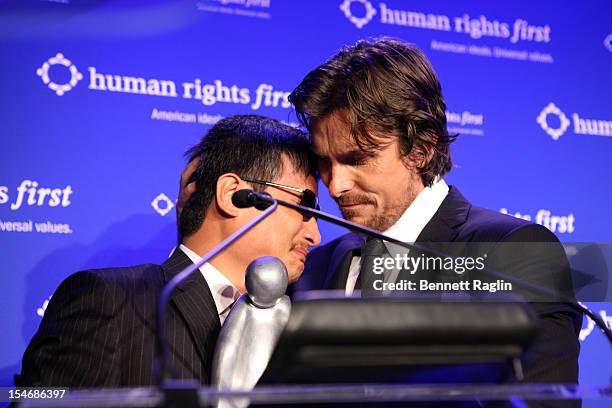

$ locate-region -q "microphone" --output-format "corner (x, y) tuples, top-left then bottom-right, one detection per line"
(212, 256), (291, 408)
(237, 189), (612, 344)
(232, 189), (274, 210)
(233, 189), (452, 256)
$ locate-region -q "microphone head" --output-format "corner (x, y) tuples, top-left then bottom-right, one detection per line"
(232, 189), (274, 210)
(253, 191), (274, 210)
(245, 256), (288, 308)
(232, 189), (256, 208)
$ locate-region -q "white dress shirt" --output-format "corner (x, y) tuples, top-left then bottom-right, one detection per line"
(179, 244), (240, 325)
(345, 178), (450, 295)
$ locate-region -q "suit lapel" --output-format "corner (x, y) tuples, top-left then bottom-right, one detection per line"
(161, 249), (221, 367)
(324, 233), (365, 290)
(395, 186), (470, 280)
(416, 186), (471, 243)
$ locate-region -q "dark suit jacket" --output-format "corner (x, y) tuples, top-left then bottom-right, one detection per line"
(16, 249), (220, 387)
(294, 186), (581, 384)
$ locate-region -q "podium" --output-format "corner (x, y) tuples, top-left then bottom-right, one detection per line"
(19, 296), (601, 407)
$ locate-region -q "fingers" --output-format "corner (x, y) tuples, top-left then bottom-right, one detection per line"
(181, 157), (200, 190)
(177, 157), (201, 216)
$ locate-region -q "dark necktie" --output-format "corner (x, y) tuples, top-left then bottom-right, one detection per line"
(356, 238), (389, 294)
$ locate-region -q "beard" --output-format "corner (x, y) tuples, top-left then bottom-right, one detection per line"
(336, 189), (417, 232)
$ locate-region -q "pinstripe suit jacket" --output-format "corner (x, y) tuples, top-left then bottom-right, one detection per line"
(15, 249), (221, 387)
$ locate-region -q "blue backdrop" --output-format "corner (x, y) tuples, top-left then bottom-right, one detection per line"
(1, 0), (611, 401)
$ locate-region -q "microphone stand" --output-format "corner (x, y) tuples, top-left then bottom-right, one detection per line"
(154, 201), (278, 403)
(248, 191), (612, 344)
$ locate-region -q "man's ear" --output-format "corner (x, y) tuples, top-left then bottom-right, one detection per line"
(215, 173), (244, 217)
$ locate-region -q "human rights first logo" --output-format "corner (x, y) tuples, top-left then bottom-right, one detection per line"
(340, 0), (377, 29)
(537, 103), (612, 141)
(36, 53), (83, 96)
(35, 53), (293, 111)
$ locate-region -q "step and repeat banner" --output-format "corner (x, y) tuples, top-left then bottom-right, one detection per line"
(1, 0), (611, 394)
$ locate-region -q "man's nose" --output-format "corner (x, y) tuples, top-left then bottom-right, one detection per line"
(303, 218), (321, 246)
(326, 164), (355, 198)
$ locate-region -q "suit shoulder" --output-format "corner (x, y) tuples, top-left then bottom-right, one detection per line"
(464, 205), (559, 243)
(48, 263), (163, 314)
(57, 263), (162, 291)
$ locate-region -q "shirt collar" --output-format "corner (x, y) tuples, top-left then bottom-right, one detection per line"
(383, 178), (449, 243)
(179, 244), (239, 324)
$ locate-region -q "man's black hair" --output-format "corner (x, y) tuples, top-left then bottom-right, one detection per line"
(179, 115), (317, 239)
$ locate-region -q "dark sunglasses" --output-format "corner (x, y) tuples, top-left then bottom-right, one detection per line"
(241, 178), (320, 221)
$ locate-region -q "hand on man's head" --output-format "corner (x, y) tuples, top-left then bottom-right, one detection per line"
(177, 157), (200, 218)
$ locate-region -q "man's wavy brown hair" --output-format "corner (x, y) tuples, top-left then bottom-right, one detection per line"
(289, 37), (456, 186)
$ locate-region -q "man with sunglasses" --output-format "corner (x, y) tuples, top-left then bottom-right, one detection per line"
(17, 114), (321, 388)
